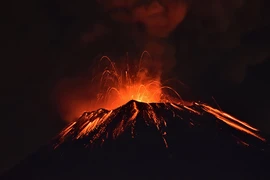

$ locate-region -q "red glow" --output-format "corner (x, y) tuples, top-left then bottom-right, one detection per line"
(55, 51), (182, 122)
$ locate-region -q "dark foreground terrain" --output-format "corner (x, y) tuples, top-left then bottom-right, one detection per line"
(2, 101), (269, 180)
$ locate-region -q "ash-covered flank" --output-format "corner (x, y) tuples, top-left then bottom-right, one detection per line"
(2, 100), (269, 180)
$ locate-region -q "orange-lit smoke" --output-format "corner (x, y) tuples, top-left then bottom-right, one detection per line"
(53, 51), (181, 122)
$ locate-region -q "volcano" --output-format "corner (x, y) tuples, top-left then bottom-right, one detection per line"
(2, 100), (269, 180)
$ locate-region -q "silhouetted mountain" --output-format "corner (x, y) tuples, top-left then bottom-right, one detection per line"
(2, 100), (269, 180)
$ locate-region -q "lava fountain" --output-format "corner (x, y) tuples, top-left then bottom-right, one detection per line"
(55, 51), (183, 122)
(91, 51), (182, 109)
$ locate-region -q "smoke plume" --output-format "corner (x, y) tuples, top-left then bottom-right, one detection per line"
(53, 0), (270, 122)
(87, 0), (269, 83)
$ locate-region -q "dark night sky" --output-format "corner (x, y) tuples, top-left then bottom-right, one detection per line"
(1, 0), (270, 174)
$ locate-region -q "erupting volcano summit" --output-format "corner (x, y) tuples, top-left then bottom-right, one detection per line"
(2, 53), (269, 180)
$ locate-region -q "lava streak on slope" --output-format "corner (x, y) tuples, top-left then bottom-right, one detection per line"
(54, 100), (266, 149)
(3, 99), (269, 180)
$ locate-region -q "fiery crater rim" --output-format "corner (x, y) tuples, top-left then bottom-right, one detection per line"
(81, 99), (185, 114)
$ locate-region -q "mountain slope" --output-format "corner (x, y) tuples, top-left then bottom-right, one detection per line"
(2, 100), (269, 180)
